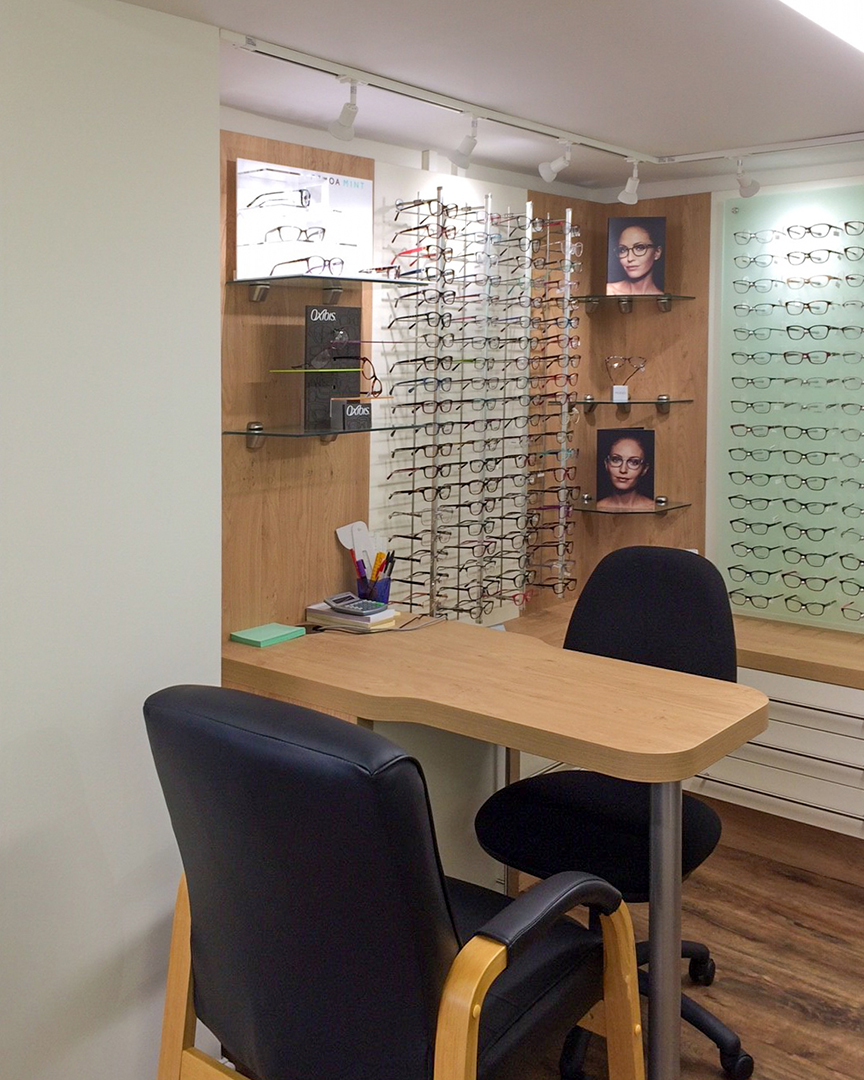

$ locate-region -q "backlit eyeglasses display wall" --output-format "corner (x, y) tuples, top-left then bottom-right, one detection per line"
(717, 184), (864, 632)
(371, 189), (582, 624)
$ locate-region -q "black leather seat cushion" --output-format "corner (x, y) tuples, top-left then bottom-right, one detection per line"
(446, 878), (603, 1075)
(475, 770), (722, 903)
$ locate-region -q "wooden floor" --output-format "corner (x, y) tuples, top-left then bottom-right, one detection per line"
(506, 801), (864, 1080)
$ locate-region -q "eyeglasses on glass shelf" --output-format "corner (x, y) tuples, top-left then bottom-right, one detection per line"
(268, 256), (344, 276)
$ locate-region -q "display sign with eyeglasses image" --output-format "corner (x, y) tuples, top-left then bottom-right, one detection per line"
(234, 158), (372, 281)
(718, 184), (864, 631)
(606, 217), (666, 296)
(594, 428), (655, 512)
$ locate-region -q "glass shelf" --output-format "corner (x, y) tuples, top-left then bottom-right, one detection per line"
(570, 498), (691, 515)
(575, 294), (695, 314)
(575, 396), (693, 414)
(228, 273), (416, 301)
(223, 419), (426, 446)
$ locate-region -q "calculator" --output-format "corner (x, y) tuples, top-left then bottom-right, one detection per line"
(324, 592), (389, 615)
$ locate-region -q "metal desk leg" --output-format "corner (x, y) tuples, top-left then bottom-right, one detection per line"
(649, 781), (682, 1080)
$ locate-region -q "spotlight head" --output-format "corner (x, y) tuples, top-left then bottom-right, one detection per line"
(538, 143), (572, 183)
(736, 158), (760, 198)
(448, 116), (478, 170)
(328, 80), (358, 142)
(617, 161), (640, 205)
(328, 101), (357, 141)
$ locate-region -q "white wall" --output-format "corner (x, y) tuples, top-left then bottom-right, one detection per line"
(0, 4), (221, 1078)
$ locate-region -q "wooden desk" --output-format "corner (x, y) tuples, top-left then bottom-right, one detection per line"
(223, 620), (768, 1080)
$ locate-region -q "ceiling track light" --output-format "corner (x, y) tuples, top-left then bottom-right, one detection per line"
(448, 116), (478, 170)
(328, 79), (358, 142)
(538, 142), (572, 183)
(736, 158), (760, 198)
(617, 161), (640, 205)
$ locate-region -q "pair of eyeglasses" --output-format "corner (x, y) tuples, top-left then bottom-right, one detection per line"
(787, 325), (864, 340)
(731, 351), (863, 365)
(730, 400), (782, 414)
(730, 518), (777, 534)
(787, 247), (864, 264)
(785, 596), (836, 616)
(728, 472), (834, 491)
(391, 223), (456, 242)
(840, 578), (864, 596)
(728, 495), (780, 510)
(262, 225), (325, 243)
(784, 523), (835, 541)
(842, 504), (864, 518)
(733, 301), (838, 317)
(783, 548), (836, 567)
(728, 565), (780, 584)
(607, 453), (645, 471)
(781, 572), (836, 592)
(729, 448), (834, 465)
(729, 590), (780, 609)
(243, 188), (310, 209)
(729, 423), (836, 440)
(269, 256), (343, 276)
(841, 603), (864, 621)
(787, 221), (864, 239)
(731, 542), (779, 559)
(393, 197), (458, 220)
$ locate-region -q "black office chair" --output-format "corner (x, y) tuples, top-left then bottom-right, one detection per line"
(474, 546), (754, 1080)
(145, 685), (646, 1080)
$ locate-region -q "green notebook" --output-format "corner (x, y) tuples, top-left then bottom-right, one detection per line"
(230, 623), (306, 647)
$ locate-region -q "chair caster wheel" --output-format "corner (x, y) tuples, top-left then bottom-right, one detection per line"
(689, 956), (716, 985)
(721, 1050), (754, 1079)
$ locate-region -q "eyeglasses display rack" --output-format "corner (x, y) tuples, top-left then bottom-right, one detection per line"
(718, 188), (864, 633)
(377, 190), (582, 622)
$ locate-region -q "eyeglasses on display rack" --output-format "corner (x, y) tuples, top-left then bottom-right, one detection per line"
(786, 247), (864, 265)
(783, 523), (835, 541)
(841, 603), (864, 622)
(839, 579), (864, 596)
(728, 565), (780, 585)
(729, 518), (778, 534)
(785, 597), (836, 616)
(244, 188), (311, 209)
(733, 300), (839, 317)
(730, 542), (780, 559)
(728, 495), (781, 510)
(786, 221), (864, 239)
(728, 590), (780, 609)
(781, 572), (836, 592)
(779, 498), (836, 515)
(782, 548), (837, 567)
(262, 225), (325, 243)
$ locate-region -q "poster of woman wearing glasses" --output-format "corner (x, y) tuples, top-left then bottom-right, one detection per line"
(596, 428), (656, 511)
(606, 216), (666, 295)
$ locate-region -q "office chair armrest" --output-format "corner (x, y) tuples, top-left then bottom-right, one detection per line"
(476, 871), (621, 961)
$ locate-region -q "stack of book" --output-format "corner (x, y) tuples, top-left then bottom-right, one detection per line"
(305, 602), (398, 633)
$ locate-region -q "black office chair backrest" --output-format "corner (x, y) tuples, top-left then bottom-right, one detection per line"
(564, 546), (737, 682)
(145, 685), (460, 1080)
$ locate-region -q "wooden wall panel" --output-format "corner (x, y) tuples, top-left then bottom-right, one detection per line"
(221, 131), (375, 636)
(528, 190), (711, 603)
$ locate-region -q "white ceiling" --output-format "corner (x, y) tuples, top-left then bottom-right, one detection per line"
(126, 0), (864, 192)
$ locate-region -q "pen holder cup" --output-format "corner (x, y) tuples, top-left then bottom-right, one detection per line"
(358, 577), (391, 604)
